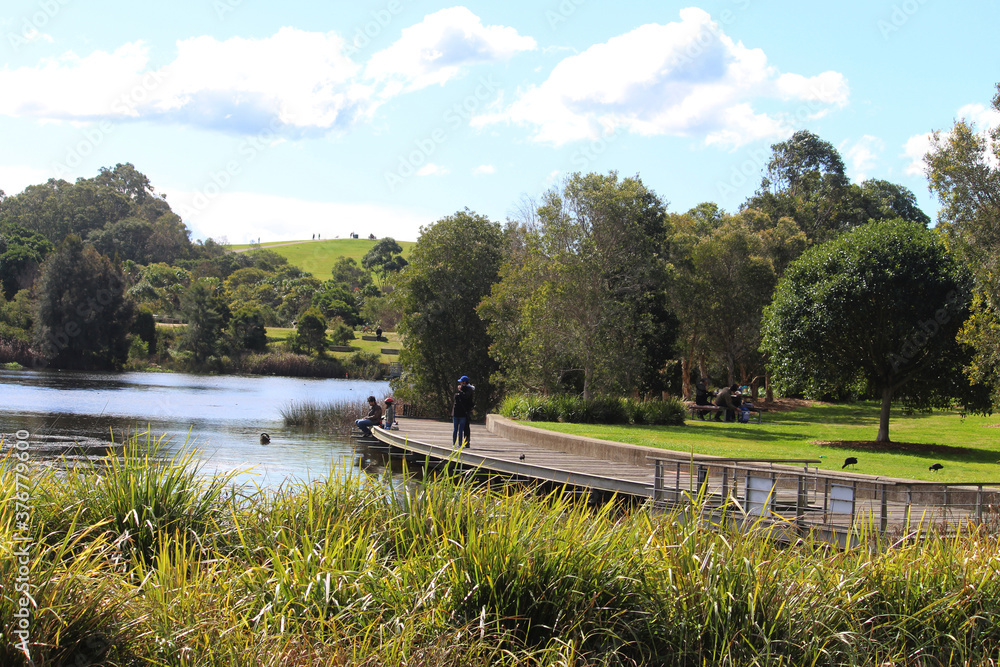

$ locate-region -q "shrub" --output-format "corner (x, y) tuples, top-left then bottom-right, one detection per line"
(500, 394), (685, 426)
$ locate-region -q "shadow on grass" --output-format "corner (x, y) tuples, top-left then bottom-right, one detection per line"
(814, 439), (1000, 466)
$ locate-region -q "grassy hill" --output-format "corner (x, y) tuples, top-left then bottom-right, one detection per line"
(231, 238), (414, 278)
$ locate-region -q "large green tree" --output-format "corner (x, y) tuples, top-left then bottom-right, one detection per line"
(394, 209), (503, 417)
(925, 82), (1000, 406)
(481, 172), (674, 398)
(33, 235), (133, 370)
(744, 131), (929, 244)
(761, 219), (985, 442)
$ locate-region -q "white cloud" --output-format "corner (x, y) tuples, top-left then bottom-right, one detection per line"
(365, 6), (535, 96)
(152, 28), (364, 131)
(0, 42), (154, 120)
(902, 102), (1000, 176)
(841, 135), (884, 181)
(0, 165), (53, 195)
(165, 190), (431, 243)
(0, 10), (533, 133)
(472, 164), (495, 175)
(473, 7), (849, 148)
(903, 132), (933, 177)
(416, 163), (450, 177)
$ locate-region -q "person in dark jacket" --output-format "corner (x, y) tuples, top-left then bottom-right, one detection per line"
(452, 379), (471, 447)
(459, 375), (474, 445)
(355, 395), (383, 436)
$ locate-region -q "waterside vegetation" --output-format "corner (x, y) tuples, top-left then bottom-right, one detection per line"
(4, 437), (1000, 666)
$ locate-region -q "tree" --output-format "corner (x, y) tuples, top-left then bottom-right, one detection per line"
(0, 223), (53, 299)
(296, 307), (328, 354)
(331, 257), (372, 292)
(178, 279), (230, 364)
(925, 82), (1000, 406)
(229, 305), (268, 352)
(362, 237), (408, 288)
(481, 172), (673, 399)
(394, 209), (503, 417)
(761, 219), (983, 442)
(33, 235), (133, 370)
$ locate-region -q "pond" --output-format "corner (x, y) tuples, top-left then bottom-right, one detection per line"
(0, 369), (392, 487)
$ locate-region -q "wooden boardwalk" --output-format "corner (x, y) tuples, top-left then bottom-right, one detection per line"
(371, 416), (1000, 544)
(371, 419), (654, 497)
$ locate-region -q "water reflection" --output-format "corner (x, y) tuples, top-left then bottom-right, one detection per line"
(0, 369), (393, 487)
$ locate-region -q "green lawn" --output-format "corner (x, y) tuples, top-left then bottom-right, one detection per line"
(526, 402), (1000, 483)
(266, 327), (401, 363)
(231, 238), (414, 278)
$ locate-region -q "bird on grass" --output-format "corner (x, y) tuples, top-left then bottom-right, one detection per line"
(929, 463), (944, 472)
(260, 433), (270, 445)
(842, 456), (858, 469)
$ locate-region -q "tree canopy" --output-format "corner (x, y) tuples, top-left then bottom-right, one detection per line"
(761, 219), (985, 442)
(394, 209), (503, 416)
(33, 235), (133, 370)
(481, 172), (675, 399)
(925, 81), (1000, 407)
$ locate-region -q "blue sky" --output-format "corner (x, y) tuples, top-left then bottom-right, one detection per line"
(1, 0), (998, 243)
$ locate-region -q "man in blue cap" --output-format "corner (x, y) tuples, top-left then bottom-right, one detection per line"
(451, 375), (475, 447)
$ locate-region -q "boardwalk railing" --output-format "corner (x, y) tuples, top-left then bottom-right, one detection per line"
(649, 454), (1000, 541)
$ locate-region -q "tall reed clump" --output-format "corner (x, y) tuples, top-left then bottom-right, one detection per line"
(500, 393), (686, 426)
(280, 398), (364, 431)
(7, 440), (1000, 665)
(37, 432), (241, 566)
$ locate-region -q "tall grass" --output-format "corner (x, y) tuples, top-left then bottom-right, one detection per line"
(5, 439), (1000, 665)
(280, 398), (364, 431)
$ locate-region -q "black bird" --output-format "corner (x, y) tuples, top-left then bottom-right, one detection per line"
(260, 433), (270, 445)
(929, 463), (944, 472)
(519, 454), (525, 461)
(842, 456), (858, 469)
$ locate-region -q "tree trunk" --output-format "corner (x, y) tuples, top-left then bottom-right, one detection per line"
(582, 364), (593, 401)
(765, 370), (774, 403)
(680, 354), (692, 400)
(876, 386), (893, 442)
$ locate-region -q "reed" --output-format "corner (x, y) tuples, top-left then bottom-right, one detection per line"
(6, 440), (1000, 665)
(279, 398), (364, 431)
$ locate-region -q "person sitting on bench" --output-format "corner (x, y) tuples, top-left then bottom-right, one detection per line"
(694, 378), (715, 420)
(713, 384), (740, 422)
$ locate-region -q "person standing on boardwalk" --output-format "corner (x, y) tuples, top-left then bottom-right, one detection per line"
(452, 379), (471, 447)
(458, 376), (475, 445)
(355, 395), (383, 437)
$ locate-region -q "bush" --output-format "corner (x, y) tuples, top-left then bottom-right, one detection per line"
(499, 394), (685, 426)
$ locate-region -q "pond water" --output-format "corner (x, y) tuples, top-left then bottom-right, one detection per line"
(0, 369), (392, 487)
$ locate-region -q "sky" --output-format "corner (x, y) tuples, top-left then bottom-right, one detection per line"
(1, 1), (998, 244)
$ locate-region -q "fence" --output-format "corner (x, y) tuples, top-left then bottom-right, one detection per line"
(649, 454), (1000, 544)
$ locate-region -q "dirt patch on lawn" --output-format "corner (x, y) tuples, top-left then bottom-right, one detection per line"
(812, 440), (979, 456)
(751, 397), (824, 412)
(985, 424), (1000, 428)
